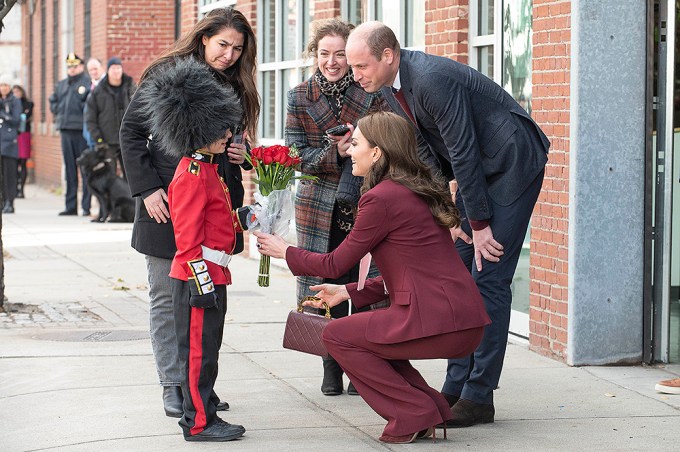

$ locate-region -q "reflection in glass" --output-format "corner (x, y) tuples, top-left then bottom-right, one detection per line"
(283, 0), (298, 61)
(502, 0), (533, 114)
(281, 68), (301, 136)
(477, 45), (494, 78)
(478, 0), (494, 35)
(261, 71), (276, 138)
(346, 0), (363, 24)
(406, 0), (426, 47)
(262, 0), (276, 63)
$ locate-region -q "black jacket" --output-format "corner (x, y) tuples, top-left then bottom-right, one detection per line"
(120, 86), (251, 259)
(49, 71), (91, 131)
(85, 74), (136, 146)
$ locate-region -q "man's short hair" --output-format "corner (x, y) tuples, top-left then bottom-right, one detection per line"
(366, 24), (400, 61)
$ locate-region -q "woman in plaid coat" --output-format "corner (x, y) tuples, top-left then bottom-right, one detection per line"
(285, 19), (384, 396)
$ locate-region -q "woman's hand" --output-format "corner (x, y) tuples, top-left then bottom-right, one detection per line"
(143, 188), (170, 224)
(328, 123), (354, 158)
(226, 140), (247, 165)
(252, 231), (290, 259)
(304, 284), (350, 309)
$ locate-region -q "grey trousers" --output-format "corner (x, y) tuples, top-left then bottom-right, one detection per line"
(146, 255), (181, 386)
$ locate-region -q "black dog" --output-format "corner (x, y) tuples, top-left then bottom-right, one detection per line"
(76, 145), (135, 223)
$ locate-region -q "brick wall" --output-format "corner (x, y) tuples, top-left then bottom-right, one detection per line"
(314, 0), (341, 19)
(425, 0), (468, 63)
(528, 0), (571, 361)
(180, 0), (197, 37)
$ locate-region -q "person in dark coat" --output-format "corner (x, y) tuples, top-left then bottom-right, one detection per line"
(12, 85), (33, 199)
(0, 75), (23, 213)
(119, 6), (259, 420)
(285, 18), (385, 397)
(255, 111), (490, 444)
(85, 57), (136, 178)
(49, 52), (92, 216)
(345, 22), (550, 427)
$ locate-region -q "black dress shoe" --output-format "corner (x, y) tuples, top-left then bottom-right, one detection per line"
(184, 418), (245, 442)
(82, 210), (91, 216)
(347, 382), (359, 395)
(444, 399), (495, 428)
(321, 356), (343, 395)
(163, 386), (183, 418)
(216, 400), (230, 411)
(58, 210), (77, 216)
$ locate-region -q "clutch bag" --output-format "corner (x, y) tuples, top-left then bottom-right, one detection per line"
(282, 296), (332, 358)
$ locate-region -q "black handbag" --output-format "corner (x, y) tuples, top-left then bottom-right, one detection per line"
(282, 297), (332, 358)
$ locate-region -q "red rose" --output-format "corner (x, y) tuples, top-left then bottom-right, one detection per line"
(262, 147), (274, 165)
(271, 146), (288, 165)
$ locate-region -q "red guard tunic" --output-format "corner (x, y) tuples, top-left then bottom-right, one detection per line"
(167, 154), (246, 438)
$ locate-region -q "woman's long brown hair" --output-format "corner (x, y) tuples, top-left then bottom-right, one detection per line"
(358, 111), (460, 229)
(140, 7), (260, 141)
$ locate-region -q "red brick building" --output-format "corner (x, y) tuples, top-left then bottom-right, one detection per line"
(19, 0), (679, 367)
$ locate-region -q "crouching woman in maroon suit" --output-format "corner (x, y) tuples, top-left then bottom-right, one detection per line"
(254, 111), (491, 444)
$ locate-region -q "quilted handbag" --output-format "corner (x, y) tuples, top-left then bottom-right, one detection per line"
(282, 296), (332, 358)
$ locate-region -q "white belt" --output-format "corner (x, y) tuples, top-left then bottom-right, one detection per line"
(201, 245), (232, 267)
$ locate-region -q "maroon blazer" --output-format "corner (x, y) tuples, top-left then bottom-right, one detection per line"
(286, 180), (491, 345)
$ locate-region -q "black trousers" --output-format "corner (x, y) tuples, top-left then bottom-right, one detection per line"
(2, 156), (18, 205)
(60, 130), (90, 212)
(172, 279), (227, 437)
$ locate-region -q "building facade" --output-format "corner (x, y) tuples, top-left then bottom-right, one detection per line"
(19, 0), (679, 367)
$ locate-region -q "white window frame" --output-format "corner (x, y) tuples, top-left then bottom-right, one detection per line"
(343, 0), (425, 51)
(257, 0), (312, 144)
(469, 0), (502, 82)
(199, 0), (237, 16)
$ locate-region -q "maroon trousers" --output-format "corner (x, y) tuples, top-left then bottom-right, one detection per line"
(322, 311), (484, 437)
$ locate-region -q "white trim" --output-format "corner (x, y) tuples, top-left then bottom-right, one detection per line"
(198, 0), (236, 15)
(509, 310), (529, 338)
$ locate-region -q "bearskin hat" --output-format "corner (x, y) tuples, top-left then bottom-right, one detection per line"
(135, 57), (243, 157)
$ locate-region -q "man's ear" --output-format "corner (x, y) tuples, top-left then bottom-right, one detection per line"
(383, 48), (395, 65)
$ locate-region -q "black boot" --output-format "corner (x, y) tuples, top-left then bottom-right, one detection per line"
(321, 356), (343, 395)
(2, 201), (14, 214)
(163, 386), (183, 418)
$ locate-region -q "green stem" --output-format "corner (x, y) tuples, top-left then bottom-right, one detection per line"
(258, 254), (270, 287)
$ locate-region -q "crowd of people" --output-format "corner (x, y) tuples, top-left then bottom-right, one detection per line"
(7, 5), (677, 447)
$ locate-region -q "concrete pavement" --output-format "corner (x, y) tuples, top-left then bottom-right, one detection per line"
(1, 185), (679, 451)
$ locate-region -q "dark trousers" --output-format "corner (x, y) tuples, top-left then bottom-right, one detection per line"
(442, 170), (545, 405)
(60, 130), (90, 212)
(2, 156), (18, 206)
(172, 279), (227, 437)
(324, 312), (484, 436)
(17, 158), (27, 193)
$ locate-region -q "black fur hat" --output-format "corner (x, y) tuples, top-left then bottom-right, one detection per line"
(136, 57), (243, 157)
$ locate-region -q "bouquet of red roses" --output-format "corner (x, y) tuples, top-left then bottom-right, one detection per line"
(246, 144), (315, 286)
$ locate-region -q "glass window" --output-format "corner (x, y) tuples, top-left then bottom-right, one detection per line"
(470, 0), (500, 80)
(477, 45), (494, 78)
(502, 0), (533, 114)
(199, 0), (237, 15)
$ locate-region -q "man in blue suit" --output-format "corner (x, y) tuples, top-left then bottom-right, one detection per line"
(346, 22), (550, 427)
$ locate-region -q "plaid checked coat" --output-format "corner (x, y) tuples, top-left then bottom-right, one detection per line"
(286, 76), (384, 299)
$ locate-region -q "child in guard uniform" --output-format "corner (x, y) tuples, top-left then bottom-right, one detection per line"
(136, 57), (256, 442)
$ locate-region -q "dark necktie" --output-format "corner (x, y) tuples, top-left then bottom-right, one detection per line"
(392, 87), (416, 125)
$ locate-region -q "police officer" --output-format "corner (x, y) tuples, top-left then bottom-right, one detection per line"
(49, 53), (92, 216)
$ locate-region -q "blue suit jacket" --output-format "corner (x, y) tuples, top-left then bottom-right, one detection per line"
(383, 50), (550, 221)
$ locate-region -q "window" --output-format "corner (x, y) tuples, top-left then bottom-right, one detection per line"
(257, 0), (314, 143)
(502, 0), (533, 114)
(84, 0), (91, 60)
(342, 0), (425, 49)
(199, 0), (236, 16)
(469, 0), (500, 79)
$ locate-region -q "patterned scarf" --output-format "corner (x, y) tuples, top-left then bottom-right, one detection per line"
(314, 68), (354, 118)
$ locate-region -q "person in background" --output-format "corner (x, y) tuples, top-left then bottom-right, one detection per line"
(254, 111), (490, 444)
(120, 6), (259, 420)
(86, 57), (136, 178)
(345, 22), (550, 427)
(12, 85), (33, 199)
(49, 52), (92, 216)
(285, 18), (384, 397)
(83, 57), (105, 150)
(0, 75), (23, 213)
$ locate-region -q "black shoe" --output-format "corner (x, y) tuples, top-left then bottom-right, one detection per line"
(321, 356), (343, 396)
(184, 419), (245, 442)
(58, 210), (77, 216)
(347, 382), (359, 395)
(2, 205), (14, 214)
(82, 210), (91, 216)
(16, 191), (24, 199)
(163, 386), (183, 418)
(216, 400), (230, 411)
(443, 399), (495, 428)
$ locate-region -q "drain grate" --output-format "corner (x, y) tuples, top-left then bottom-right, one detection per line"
(35, 330), (150, 342)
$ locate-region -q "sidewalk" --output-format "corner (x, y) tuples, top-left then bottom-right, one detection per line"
(1, 185), (679, 451)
